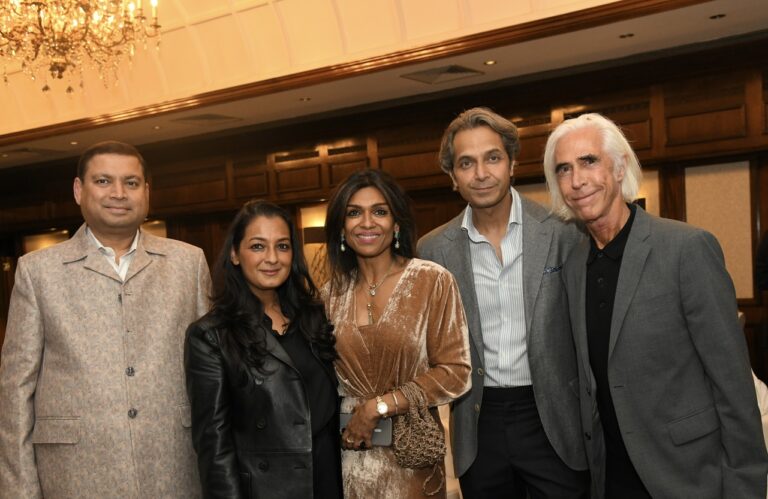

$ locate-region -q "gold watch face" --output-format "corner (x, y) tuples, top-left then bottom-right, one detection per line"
(376, 400), (388, 415)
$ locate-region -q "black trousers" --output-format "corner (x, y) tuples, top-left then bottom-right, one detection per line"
(460, 386), (590, 499)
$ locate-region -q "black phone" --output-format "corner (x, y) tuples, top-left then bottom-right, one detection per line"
(339, 413), (393, 446)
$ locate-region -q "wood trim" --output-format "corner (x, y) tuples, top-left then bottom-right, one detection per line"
(0, 0), (709, 148)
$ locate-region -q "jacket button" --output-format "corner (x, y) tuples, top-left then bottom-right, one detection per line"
(128, 408), (138, 419)
(258, 461), (269, 471)
(256, 419), (266, 429)
(477, 368), (484, 376)
(474, 403), (480, 412)
(125, 367), (135, 377)
(584, 432), (591, 440)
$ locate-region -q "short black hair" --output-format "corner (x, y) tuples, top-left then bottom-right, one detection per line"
(77, 141), (148, 180)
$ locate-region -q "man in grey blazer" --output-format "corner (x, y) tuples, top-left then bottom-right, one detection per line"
(419, 107), (588, 498)
(543, 113), (768, 498)
(0, 141), (210, 498)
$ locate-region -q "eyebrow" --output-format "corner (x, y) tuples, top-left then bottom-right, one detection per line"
(246, 236), (290, 242)
(346, 203), (389, 209)
(578, 154), (599, 162)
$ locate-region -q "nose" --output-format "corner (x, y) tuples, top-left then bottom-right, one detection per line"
(361, 211), (375, 227)
(264, 246), (278, 263)
(111, 182), (127, 199)
(475, 161), (489, 180)
(570, 165), (585, 189)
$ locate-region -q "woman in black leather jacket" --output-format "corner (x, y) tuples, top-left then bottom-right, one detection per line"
(185, 200), (342, 499)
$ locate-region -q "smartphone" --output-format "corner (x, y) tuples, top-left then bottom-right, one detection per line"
(339, 413), (393, 446)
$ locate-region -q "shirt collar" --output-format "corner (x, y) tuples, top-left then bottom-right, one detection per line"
(587, 203), (637, 264)
(461, 186), (521, 241)
(86, 226), (140, 257)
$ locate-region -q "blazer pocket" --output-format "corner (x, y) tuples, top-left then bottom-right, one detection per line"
(178, 404), (192, 428)
(667, 405), (719, 445)
(31, 417), (81, 444)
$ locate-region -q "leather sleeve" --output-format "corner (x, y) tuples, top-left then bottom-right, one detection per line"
(184, 323), (241, 499)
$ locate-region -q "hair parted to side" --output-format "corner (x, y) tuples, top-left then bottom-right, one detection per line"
(438, 107), (520, 176)
(77, 141), (148, 180)
(324, 169), (416, 293)
(209, 199), (335, 374)
(543, 113), (642, 221)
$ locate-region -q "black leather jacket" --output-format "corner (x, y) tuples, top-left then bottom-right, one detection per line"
(184, 316), (339, 499)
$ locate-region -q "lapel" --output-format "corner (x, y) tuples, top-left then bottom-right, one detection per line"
(520, 197), (553, 336)
(262, 325), (298, 371)
(608, 207), (651, 360)
(438, 212), (485, 366)
(124, 231), (166, 283)
(62, 224), (122, 283)
(568, 238), (593, 377)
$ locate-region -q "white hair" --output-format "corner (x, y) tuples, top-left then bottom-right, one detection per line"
(543, 113), (642, 221)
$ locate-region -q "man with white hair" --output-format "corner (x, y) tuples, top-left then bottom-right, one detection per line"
(543, 113), (767, 498)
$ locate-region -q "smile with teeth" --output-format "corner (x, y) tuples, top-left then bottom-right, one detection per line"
(355, 232), (381, 243)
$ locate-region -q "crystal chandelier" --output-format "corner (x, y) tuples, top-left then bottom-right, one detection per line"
(0, 0), (160, 92)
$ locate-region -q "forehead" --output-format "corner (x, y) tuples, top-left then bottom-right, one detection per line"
(348, 186), (387, 206)
(85, 153), (144, 178)
(453, 126), (504, 155)
(555, 127), (604, 160)
(244, 215), (290, 238)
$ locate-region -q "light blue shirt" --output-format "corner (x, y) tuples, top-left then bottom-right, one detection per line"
(462, 187), (530, 387)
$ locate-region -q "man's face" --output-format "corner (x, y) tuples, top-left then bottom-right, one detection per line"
(553, 126), (625, 225)
(73, 153), (149, 238)
(450, 126), (512, 210)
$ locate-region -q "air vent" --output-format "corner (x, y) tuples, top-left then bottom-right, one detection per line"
(171, 113), (242, 125)
(401, 65), (484, 85)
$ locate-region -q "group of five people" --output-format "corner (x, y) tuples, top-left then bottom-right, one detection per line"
(0, 108), (765, 498)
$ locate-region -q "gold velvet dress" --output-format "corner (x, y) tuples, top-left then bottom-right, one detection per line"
(325, 258), (471, 499)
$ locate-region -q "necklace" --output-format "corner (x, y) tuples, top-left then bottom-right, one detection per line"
(361, 259), (397, 324)
(364, 259), (396, 296)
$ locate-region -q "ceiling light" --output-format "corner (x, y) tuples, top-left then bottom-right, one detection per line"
(619, 33), (635, 39)
(153, 125), (161, 130)
(70, 141), (78, 145)
(709, 14), (726, 20)
(0, 1), (161, 92)
(484, 60), (497, 66)
(1, 153), (8, 158)
(299, 97), (311, 102)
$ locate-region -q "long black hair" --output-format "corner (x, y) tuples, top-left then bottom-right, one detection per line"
(324, 169), (416, 294)
(208, 200), (336, 373)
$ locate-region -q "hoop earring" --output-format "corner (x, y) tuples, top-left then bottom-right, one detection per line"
(394, 230), (400, 250)
(340, 232), (346, 252)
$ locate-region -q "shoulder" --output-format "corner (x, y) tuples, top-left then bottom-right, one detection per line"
(16, 236), (77, 271)
(521, 196), (584, 242)
(418, 211), (464, 252)
(143, 233), (205, 259)
(186, 313), (222, 346)
(408, 258), (455, 283)
(643, 211), (714, 245)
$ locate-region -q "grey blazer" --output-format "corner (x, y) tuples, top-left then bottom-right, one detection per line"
(564, 207), (768, 499)
(418, 196), (587, 477)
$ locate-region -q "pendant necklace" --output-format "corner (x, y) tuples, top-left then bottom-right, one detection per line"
(363, 259), (396, 324)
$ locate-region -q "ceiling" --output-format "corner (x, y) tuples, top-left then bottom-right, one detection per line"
(1, 0), (767, 170)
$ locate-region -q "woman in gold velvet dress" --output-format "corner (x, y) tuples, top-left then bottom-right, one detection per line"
(323, 169), (471, 498)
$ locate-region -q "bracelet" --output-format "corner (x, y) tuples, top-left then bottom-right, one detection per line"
(391, 390), (399, 415)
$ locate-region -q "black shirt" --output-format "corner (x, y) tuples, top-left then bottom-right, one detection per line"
(585, 203), (650, 498)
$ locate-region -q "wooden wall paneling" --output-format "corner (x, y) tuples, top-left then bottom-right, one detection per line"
(664, 72), (748, 147)
(327, 140), (369, 188)
(657, 163), (686, 221)
(0, 256), (15, 361)
(151, 161), (228, 211)
(513, 111), (552, 178)
(409, 189), (467, 239)
(272, 147), (325, 202)
(232, 158), (270, 200)
(763, 67), (768, 135)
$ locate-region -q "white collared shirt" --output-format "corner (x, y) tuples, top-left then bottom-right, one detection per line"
(462, 187), (530, 387)
(86, 227), (140, 281)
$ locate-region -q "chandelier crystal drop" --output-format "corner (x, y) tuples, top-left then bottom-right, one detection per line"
(0, 0), (160, 92)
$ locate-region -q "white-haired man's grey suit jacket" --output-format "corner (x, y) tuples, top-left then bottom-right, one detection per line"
(564, 206), (768, 498)
(418, 196), (587, 477)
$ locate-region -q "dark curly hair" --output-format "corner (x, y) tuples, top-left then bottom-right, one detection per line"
(207, 200), (336, 374)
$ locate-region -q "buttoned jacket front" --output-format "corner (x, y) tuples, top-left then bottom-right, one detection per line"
(0, 224), (211, 499)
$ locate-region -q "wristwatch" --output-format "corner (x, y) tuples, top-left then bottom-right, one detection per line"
(375, 395), (389, 417)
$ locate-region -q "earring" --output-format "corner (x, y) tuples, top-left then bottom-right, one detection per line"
(394, 230), (400, 250)
(340, 232), (346, 252)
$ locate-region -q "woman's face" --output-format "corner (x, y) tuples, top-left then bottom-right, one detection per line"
(231, 215), (293, 299)
(343, 186), (399, 259)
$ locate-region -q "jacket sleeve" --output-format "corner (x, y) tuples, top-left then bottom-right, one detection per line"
(0, 258), (44, 499)
(413, 269), (472, 406)
(680, 230), (768, 496)
(194, 249), (212, 320)
(184, 324), (241, 499)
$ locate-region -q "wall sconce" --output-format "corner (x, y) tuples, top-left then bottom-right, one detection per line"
(303, 226), (326, 244)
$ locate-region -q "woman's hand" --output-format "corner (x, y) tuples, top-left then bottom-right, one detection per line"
(341, 399), (380, 451)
